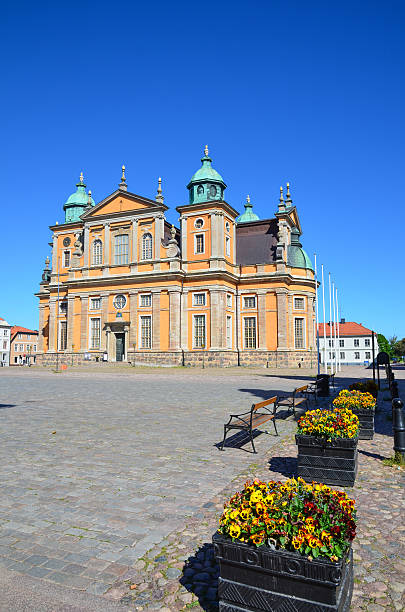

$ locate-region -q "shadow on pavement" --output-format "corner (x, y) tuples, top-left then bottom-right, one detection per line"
(0, 404), (16, 409)
(268, 456), (298, 479)
(180, 542), (219, 611)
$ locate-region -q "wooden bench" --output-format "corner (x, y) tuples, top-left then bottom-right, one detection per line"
(276, 385), (309, 416)
(220, 396), (278, 454)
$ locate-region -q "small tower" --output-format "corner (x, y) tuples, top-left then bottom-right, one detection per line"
(187, 146), (227, 204)
(63, 173), (95, 223)
(236, 195), (260, 223)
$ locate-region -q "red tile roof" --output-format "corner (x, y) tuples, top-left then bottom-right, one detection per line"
(318, 322), (374, 337)
(10, 326), (39, 341)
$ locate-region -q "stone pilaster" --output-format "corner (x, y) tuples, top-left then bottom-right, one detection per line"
(258, 292), (267, 349)
(67, 295), (75, 351)
(131, 219), (138, 263)
(152, 291), (160, 350)
(181, 217), (187, 260)
(169, 290), (181, 349)
(51, 235), (57, 274)
(129, 291), (138, 347)
(180, 290), (188, 350)
(210, 213), (218, 258)
(154, 215), (164, 260)
(276, 289), (288, 350)
(48, 298), (57, 352)
(80, 296), (89, 350)
(288, 294), (294, 350)
(38, 305), (45, 352)
(83, 227), (89, 268)
(236, 294), (242, 350)
(104, 223), (110, 266)
(101, 294), (109, 350)
(210, 290), (225, 349)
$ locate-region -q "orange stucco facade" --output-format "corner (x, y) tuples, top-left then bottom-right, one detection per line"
(36, 152), (316, 367)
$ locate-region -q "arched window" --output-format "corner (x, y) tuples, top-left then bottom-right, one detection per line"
(92, 239), (103, 265)
(142, 233), (153, 260)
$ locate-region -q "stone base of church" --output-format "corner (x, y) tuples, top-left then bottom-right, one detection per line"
(36, 350), (317, 369)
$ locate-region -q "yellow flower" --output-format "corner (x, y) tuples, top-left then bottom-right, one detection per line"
(229, 524), (241, 538)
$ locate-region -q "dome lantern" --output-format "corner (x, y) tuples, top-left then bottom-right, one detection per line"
(186, 146), (227, 204)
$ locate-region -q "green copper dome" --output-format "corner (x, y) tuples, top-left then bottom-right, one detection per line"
(63, 173), (95, 223)
(287, 226), (313, 270)
(236, 195), (260, 223)
(187, 146), (227, 204)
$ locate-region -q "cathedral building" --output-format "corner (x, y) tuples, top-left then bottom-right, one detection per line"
(36, 147), (316, 367)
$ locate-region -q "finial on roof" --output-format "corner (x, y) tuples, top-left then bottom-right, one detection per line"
(45, 256), (50, 269)
(278, 185), (286, 212)
(119, 164), (128, 191)
(156, 177), (164, 203)
(246, 194), (251, 204)
(279, 186), (284, 202)
(55, 221), (59, 225)
(87, 190), (92, 205)
(80, 172), (84, 184)
(204, 144), (209, 157)
(285, 181), (292, 204)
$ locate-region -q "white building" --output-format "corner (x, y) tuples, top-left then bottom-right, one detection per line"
(318, 320), (377, 367)
(0, 317), (12, 367)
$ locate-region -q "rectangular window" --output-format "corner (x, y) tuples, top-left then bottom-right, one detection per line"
(64, 250), (70, 268)
(59, 301), (68, 314)
(244, 317), (256, 349)
(114, 234), (129, 265)
(140, 294), (152, 307)
(340, 351), (345, 359)
(329, 352), (335, 359)
(90, 297), (101, 310)
(3, 330), (8, 336)
(14, 357), (18, 364)
(243, 296), (256, 309)
(294, 297), (305, 310)
(195, 234), (204, 254)
(193, 292), (206, 306)
(140, 316), (152, 348)
(328, 340), (334, 347)
(18, 333), (22, 339)
(225, 236), (230, 256)
(3, 341), (6, 349)
(226, 294), (232, 308)
(294, 318), (305, 349)
(33, 345), (37, 352)
(339, 339), (344, 347)
(59, 321), (67, 350)
(90, 318), (100, 349)
(226, 315), (232, 348)
(354, 339), (359, 347)
(365, 351), (371, 359)
(355, 351), (360, 359)
(365, 339), (370, 347)
(193, 315), (206, 348)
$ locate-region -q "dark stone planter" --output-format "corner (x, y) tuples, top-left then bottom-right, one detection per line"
(213, 532), (353, 611)
(350, 408), (375, 440)
(296, 435), (358, 487)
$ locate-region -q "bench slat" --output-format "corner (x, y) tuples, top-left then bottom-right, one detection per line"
(252, 396), (277, 411)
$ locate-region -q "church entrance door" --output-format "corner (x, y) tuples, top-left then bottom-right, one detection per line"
(115, 333), (125, 361)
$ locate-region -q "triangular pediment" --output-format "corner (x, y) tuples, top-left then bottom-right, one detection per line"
(81, 189), (167, 220)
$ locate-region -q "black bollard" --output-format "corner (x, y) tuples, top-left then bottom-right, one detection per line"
(392, 398), (405, 460)
(391, 381), (399, 399)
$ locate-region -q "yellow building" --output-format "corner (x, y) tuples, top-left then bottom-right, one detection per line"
(36, 148), (316, 367)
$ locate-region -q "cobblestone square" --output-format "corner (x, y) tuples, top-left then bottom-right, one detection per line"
(0, 365), (404, 611)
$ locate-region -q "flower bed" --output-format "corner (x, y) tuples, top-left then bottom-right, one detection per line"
(219, 478), (356, 560)
(348, 380), (378, 399)
(333, 390), (376, 440)
(333, 389), (376, 411)
(215, 478), (356, 611)
(297, 407), (359, 440)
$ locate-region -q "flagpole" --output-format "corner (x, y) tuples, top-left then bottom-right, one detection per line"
(322, 265), (327, 374)
(314, 254), (320, 375)
(332, 282), (337, 374)
(336, 289), (341, 372)
(328, 273), (333, 374)
(56, 255), (60, 373)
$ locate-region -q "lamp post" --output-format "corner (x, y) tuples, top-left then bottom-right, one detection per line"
(132, 342), (136, 367)
(71, 343), (75, 366)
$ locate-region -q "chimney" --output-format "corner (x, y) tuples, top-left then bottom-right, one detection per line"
(340, 318), (345, 324)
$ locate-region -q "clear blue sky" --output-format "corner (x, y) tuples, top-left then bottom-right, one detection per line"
(1, 0), (404, 339)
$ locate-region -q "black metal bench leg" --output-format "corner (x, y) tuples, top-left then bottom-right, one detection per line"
(249, 428), (257, 453)
(273, 419), (278, 436)
(220, 426), (228, 451)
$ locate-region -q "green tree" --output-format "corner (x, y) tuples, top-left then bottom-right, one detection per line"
(392, 338), (405, 358)
(377, 333), (392, 356)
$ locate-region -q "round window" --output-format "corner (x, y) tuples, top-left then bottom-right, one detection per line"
(225, 221), (230, 232)
(113, 294), (127, 309)
(194, 218), (204, 229)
